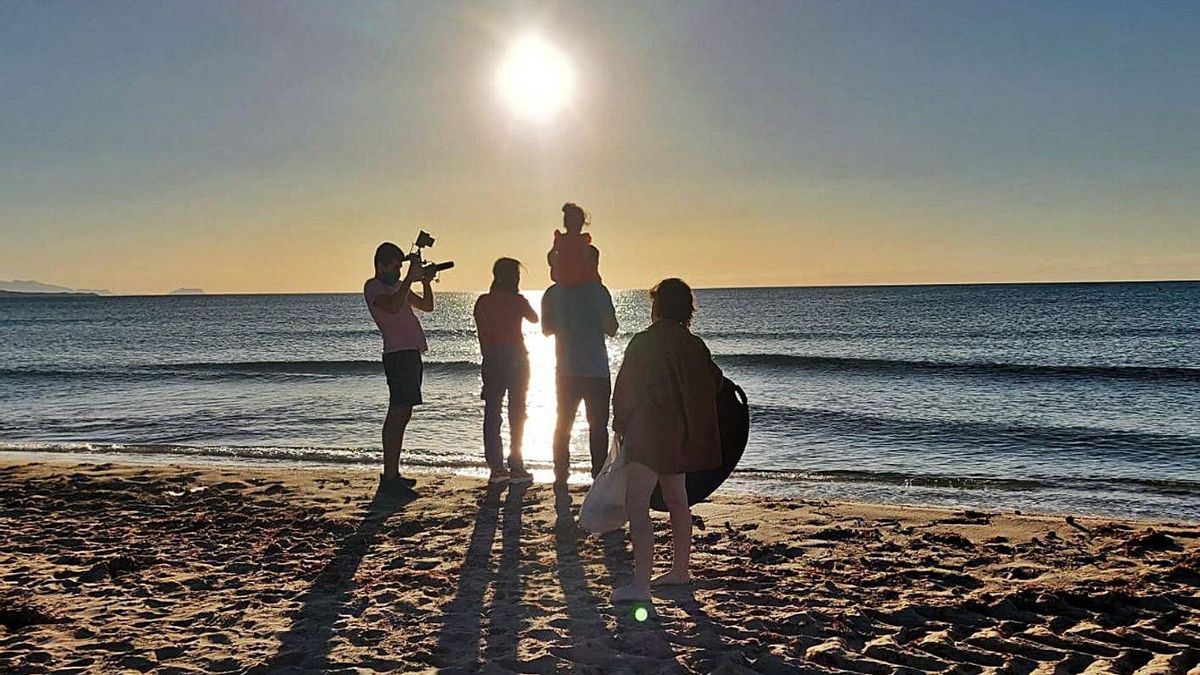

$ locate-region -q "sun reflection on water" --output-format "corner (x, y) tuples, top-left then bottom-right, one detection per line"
(491, 289), (636, 483)
(457, 288), (645, 483)
(520, 300), (559, 467)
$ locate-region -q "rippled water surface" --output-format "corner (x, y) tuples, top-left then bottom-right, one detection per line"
(2, 281), (1198, 521)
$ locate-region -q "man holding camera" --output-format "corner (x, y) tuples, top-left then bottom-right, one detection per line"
(364, 242), (436, 495)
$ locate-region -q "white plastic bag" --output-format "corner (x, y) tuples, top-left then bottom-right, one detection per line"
(579, 434), (628, 534)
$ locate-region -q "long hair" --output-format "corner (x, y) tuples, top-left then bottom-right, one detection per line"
(490, 257), (522, 293)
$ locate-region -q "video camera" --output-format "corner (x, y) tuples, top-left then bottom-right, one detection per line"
(405, 230), (454, 279)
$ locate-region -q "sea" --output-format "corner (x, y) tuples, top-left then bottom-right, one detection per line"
(1, 282), (1198, 522)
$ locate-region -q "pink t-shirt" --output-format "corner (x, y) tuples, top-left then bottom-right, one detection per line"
(364, 278), (428, 353)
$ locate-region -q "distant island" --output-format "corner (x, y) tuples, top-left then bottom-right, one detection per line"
(0, 279), (112, 295)
(0, 280), (211, 296)
(0, 289), (98, 298)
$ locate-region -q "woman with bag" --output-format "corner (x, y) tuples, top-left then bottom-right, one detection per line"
(610, 278), (723, 603)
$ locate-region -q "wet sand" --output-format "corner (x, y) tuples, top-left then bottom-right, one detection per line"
(1, 459), (1198, 674)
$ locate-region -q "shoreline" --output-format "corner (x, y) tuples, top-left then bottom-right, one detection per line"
(2, 448), (1196, 526)
(2, 458), (1198, 673)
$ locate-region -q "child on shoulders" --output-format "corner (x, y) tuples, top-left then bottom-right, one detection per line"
(548, 202), (601, 287)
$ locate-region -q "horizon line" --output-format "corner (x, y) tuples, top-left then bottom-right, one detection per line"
(6, 277), (1198, 298)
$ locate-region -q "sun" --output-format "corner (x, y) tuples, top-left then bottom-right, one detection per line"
(496, 35), (575, 123)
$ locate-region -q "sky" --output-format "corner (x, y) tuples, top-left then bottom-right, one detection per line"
(1, 0), (1198, 294)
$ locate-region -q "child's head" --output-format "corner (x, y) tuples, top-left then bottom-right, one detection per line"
(490, 257), (523, 293)
(561, 202), (588, 233)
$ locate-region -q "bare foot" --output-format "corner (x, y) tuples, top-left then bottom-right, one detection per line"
(651, 569), (691, 586)
(611, 583), (650, 604)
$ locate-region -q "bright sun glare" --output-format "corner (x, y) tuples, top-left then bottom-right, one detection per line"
(497, 35), (575, 123)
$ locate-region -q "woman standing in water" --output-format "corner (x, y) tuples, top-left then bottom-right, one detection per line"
(611, 278), (723, 602)
(473, 258), (539, 485)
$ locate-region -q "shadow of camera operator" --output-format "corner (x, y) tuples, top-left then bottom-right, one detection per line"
(253, 483), (414, 673)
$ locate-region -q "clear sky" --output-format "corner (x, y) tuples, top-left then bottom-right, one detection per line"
(2, 1), (1198, 294)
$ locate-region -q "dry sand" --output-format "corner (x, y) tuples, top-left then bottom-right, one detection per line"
(1, 459), (1198, 674)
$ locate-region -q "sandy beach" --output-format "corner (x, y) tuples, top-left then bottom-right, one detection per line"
(1, 459), (1198, 674)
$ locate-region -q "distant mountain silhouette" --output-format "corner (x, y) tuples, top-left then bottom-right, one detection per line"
(168, 287), (205, 295)
(0, 279), (112, 295)
(0, 289), (98, 298)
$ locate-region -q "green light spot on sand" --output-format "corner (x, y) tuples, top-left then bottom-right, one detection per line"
(634, 606), (649, 622)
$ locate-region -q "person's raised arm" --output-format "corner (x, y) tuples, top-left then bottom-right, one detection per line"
(408, 275), (434, 313)
(371, 268), (417, 314)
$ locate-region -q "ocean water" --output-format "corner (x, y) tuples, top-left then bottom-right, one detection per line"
(2, 282), (1198, 522)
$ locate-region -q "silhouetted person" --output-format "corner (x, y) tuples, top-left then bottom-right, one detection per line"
(611, 278), (722, 603)
(547, 202), (601, 287)
(473, 258), (538, 485)
(364, 242), (435, 495)
(542, 245), (618, 484)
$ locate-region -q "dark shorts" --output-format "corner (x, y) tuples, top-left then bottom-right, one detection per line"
(383, 350), (423, 407)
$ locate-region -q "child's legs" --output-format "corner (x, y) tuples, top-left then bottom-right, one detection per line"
(657, 473), (692, 575)
(623, 461), (660, 591)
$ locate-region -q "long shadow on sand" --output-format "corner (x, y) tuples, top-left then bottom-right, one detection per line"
(252, 485), (413, 673)
(433, 481), (529, 670)
(482, 482), (531, 666)
(552, 484), (680, 670)
(552, 483), (611, 667)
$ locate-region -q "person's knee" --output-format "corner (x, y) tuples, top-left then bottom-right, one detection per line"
(586, 405), (608, 425)
(627, 511), (652, 532)
(551, 424), (569, 444)
(660, 476), (689, 511)
(556, 405), (578, 424)
(626, 490), (653, 522)
(624, 463), (656, 502)
(552, 416), (575, 441)
(663, 488), (688, 512)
